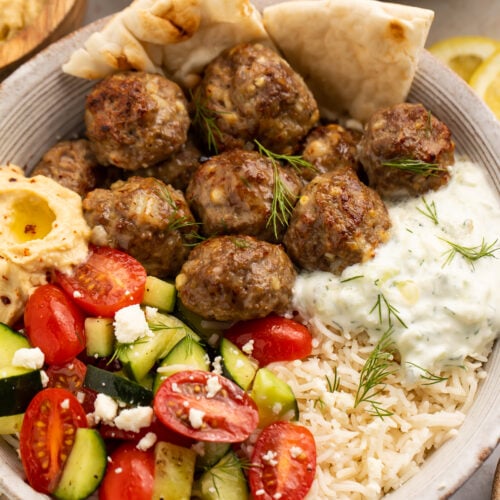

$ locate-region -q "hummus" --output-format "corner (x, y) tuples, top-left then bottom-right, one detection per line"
(0, 164), (91, 325)
(0, 0), (45, 42)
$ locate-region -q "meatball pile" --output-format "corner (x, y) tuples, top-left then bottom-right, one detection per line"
(34, 41), (456, 322)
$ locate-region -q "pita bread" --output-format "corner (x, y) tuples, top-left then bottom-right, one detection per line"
(262, 0), (434, 122)
(63, 0), (272, 88)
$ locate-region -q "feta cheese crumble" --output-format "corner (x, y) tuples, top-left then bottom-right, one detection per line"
(113, 304), (151, 343)
(12, 347), (44, 370)
(205, 375), (222, 398)
(188, 408), (205, 429)
(114, 406), (153, 432)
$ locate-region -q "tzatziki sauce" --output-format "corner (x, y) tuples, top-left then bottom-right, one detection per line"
(293, 160), (500, 379)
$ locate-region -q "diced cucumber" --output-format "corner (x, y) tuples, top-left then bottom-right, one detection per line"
(194, 442), (231, 470)
(153, 337), (209, 393)
(0, 370), (43, 417)
(195, 451), (249, 500)
(250, 367), (299, 427)
(0, 322), (33, 377)
(119, 312), (200, 382)
(84, 365), (153, 406)
(53, 428), (107, 500)
(84, 317), (114, 358)
(0, 413), (24, 434)
(142, 276), (176, 312)
(220, 338), (258, 391)
(152, 441), (196, 500)
(175, 300), (227, 345)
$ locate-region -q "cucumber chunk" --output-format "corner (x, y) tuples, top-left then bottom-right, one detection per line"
(195, 442), (231, 470)
(54, 428), (107, 500)
(0, 370), (43, 417)
(119, 312), (200, 382)
(84, 365), (153, 406)
(0, 322), (33, 377)
(152, 441), (196, 500)
(196, 451), (249, 500)
(0, 413), (24, 434)
(250, 367), (299, 427)
(153, 337), (209, 393)
(84, 317), (114, 358)
(142, 276), (176, 312)
(175, 300), (227, 344)
(220, 338), (258, 390)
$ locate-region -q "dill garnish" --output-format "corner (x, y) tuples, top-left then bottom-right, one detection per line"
(417, 197), (439, 225)
(354, 328), (398, 418)
(254, 139), (315, 173)
(203, 453), (252, 498)
(340, 275), (364, 283)
(441, 237), (499, 268)
(381, 158), (445, 176)
(326, 368), (340, 392)
(369, 292), (408, 328)
(405, 362), (449, 385)
(108, 337), (148, 365)
(191, 91), (224, 154)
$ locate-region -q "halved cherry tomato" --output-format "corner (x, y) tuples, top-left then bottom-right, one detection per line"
(154, 370), (259, 442)
(45, 358), (87, 394)
(99, 442), (155, 500)
(19, 388), (88, 494)
(248, 421), (317, 500)
(24, 283), (86, 365)
(225, 315), (313, 366)
(56, 245), (147, 317)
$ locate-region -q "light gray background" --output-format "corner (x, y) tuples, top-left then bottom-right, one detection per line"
(82, 1), (498, 499)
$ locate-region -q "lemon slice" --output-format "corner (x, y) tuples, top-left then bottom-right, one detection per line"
(429, 36), (500, 82)
(469, 49), (500, 119)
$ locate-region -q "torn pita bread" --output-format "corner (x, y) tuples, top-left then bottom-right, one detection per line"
(262, 0), (434, 122)
(62, 0), (273, 88)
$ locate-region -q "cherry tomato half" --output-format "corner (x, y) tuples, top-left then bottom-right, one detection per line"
(99, 442), (155, 500)
(19, 388), (88, 494)
(225, 315), (313, 366)
(248, 421), (317, 500)
(56, 245), (147, 317)
(24, 284), (86, 365)
(154, 370), (259, 442)
(45, 358), (87, 394)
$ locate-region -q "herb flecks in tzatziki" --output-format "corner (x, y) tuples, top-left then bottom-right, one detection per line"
(293, 160), (500, 378)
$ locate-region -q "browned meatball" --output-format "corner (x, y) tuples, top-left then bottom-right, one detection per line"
(358, 103), (455, 197)
(186, 149), (302, 242)
(283, 167), (391, 274)
(83, 177), (196, 278)
(132, 136), (201, 191)
(85, 71), (190, 170)
(194, 43), (319, 155)
(31, 139), (99, 196)
(176, 235), (296, 321)
(300, 124), (361, 182)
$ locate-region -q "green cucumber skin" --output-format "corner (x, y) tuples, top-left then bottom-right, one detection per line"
(0, 322), (33, 377)
(142, 276), (177, 312)
(0, 370), (43, 417)
(53, 428), (107, 500)
(220, 338), (258, 391)
(84, 365), (153, 406)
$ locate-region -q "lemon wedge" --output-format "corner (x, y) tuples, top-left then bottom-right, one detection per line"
(429, 36), (500, 82)
(469, 49), (500, 120)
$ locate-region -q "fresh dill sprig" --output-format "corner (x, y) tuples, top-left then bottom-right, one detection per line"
(441, 237), (499, 268)
(326, 368), (340, 392)
(381, 158), (445, 176)
(190, 91), (224, 154)
(417, 197), (439, 225)
(405, 362), (449, 385)
(354, 328), (398, 418)
(108, 337), (148, 365)
(254, 139), (315, 173)
(204, 453), (252, 498)
(148, 319), (197, 355)
(340, 274), (364, 283)
(369, 292), (408, 328)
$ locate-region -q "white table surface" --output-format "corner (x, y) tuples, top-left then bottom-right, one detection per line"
(80, 1), (499, 499)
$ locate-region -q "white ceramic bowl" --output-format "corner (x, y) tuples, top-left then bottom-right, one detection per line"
(0, 17), (498, 500)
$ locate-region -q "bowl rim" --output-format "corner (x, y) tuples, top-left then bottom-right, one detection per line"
(0, 14), (499, 500)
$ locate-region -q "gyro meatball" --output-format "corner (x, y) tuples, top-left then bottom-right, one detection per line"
(31, 139), (99, 196)
(358, 103), (455, 197)
(283, 167), (391, 274)
(85, 71), (190, 170)
(132, 136), (201, 192)
(83, 177), (196, 278)
(194, 42), (319, 154)
(176, 235), (296, 321)
(300, 124), (361, 182)
(186, 149), (302, 242)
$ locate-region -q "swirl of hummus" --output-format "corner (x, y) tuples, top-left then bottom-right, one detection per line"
(0, 164), (91, 325)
